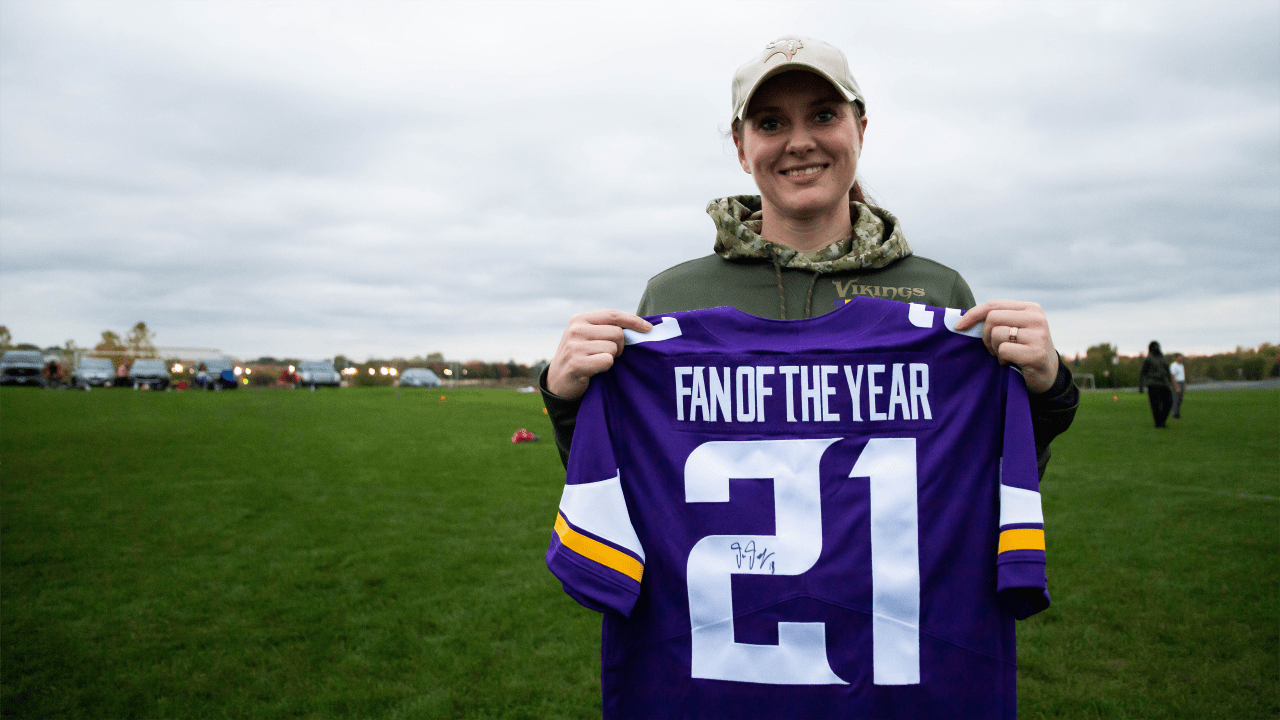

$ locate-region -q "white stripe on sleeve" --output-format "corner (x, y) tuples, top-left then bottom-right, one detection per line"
(558, 474), (645, 560)
(999, 484), (1044, 526)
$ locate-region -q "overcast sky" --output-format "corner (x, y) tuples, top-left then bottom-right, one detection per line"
(2, 0), (1276, 362)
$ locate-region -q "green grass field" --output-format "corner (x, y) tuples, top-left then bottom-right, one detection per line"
(2, 386), (1277, 718)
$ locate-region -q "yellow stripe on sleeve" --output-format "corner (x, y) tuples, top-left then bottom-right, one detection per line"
(998, 528), (1046, 553)
(555, 513), (644, 582)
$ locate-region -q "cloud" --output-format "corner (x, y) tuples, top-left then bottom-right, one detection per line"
(1, 0), (1276, 360)
(1050, 288), (1280, 358)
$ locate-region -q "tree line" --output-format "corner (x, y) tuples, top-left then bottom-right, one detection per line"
(230, 353), (543, 387)
(3, 324), (1272, 390)
(1069, 343), (1279, 389)
(0, 322), (157, 368)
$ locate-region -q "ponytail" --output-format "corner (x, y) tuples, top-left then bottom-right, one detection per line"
(849, 180), (869, 205)
(848, 102), (873, 206)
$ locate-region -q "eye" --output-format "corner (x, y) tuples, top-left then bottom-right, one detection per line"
(757, 116), (781, 132)
(815, 108), (836, 123)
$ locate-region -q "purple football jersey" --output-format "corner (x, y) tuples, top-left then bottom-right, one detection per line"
(546, 297), (1048, 720)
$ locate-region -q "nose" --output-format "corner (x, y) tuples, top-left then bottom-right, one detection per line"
(784, 124), (817, 155)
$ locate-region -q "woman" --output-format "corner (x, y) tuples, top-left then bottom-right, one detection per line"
(1139, 341), (1174, 428)
(542, 35), (1077, 474)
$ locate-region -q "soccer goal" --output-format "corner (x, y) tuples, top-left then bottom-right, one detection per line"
(1073, 373), (1096, 390)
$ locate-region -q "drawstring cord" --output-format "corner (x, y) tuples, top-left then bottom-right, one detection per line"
(804, 271), (821, 319)
(772, 257), (823, 320)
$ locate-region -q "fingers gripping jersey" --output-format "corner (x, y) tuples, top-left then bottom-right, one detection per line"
(545, 297), (1048, 720)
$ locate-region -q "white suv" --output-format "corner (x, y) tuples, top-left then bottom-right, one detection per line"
(297, 360), (341, 389)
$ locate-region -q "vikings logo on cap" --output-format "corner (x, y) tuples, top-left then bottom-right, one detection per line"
(764, 37), (803, 63)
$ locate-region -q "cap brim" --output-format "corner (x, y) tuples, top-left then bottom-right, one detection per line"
(733, 63), (860, 121)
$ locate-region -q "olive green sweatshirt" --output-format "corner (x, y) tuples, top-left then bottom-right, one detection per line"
(638, 253), (974, 320)
(640, 195), (971, 319)
(542, 196), (1078, 477)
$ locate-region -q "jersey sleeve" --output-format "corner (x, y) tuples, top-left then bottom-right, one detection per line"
(545, 377), (646, 617)
(996, 367), (1051, 620)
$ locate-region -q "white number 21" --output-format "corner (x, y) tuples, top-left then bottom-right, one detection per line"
(685, 437), (921, 686)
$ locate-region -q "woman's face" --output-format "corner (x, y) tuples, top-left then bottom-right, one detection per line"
(735, 71), (866, 222)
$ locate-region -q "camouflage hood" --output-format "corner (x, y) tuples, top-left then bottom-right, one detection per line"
(708, 195), (913, 272)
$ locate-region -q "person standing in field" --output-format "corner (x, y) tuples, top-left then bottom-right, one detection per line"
(540, 35), (1078, 477)
(44, 359), (60, 388)
(1139, 341), (1174, 428)
(1170, 353), (1186, 419)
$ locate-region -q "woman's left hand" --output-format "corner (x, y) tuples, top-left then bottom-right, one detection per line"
(953, 300), (1059, 395)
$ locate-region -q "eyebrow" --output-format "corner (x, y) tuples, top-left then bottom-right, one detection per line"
(747, 96), (846, 117)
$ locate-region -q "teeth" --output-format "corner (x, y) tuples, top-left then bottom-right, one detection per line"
(785, 166), (824, 176)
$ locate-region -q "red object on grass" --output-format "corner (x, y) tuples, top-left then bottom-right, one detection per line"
(511, 428), (539, 443)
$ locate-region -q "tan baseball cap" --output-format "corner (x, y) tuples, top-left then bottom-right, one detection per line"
(731, 35), (865, 121)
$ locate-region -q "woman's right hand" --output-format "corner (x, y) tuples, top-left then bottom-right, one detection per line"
(546, 310), (653, 400)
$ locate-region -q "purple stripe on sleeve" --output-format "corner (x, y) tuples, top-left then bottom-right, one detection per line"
(999, 522), (1045, 532)
(546, 531), (641, 617)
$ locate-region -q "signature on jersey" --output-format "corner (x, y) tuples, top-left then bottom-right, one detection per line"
(729, 540), (776, 574)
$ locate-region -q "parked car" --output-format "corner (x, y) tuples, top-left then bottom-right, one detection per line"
(0, 350), (47, 387)
(73, 357), (117, 388)
(195, 358), (238, 390)
(297, 360), (341, 389)
(399, 368), (442, 388)
(128, 359), (171, 390)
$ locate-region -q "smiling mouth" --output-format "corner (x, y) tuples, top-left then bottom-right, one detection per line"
(781, 164), (829, 177)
